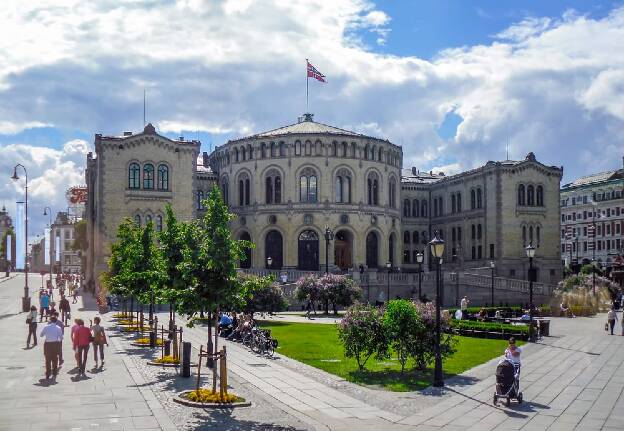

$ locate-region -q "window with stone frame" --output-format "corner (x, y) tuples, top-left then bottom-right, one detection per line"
(367, 172), (379, 205)
(265, 169), (281, 204)
(157, 164), (169, 191)
(128, 162), (140, 189)
(143, 163), (154, 189)
(299, 167), (318, 203)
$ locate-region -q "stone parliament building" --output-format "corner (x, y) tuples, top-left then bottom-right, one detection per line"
(85, 115), (564, 297)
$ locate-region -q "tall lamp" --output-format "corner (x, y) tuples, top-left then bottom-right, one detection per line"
(429, 231), (445, 387)
(43, 207), (53, 288)
(490, 261), (495, 306)
(385, 261), (391, 303)
(525, 243), (536, 342)
(416, 251), (424, 300)
(324, 226), (334, 274)
(11, 164), (30, 312)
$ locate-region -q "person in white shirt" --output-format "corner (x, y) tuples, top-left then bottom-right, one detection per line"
(504, 337), (522, 365)
(40, 316), (63, 379)
(460, 296), (469, 319)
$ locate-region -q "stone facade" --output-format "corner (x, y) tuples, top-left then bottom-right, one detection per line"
(85, 115), (564, 289)
(560, 162), (624, 268)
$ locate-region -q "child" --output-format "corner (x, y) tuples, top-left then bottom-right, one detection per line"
(504, 337), (522, 365)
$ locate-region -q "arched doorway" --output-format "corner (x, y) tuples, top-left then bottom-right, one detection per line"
(265, 230), (283, 269)
(239, 232), (252, 268)
(388, 233), (395, 266)
(298, 230), (319, 270)
(334, 230), (352, 271)
(366, 231), (378, 268)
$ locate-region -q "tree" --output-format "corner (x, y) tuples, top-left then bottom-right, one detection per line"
(338, 303), (387, 371)
(319, 274), (361, 315)
(239, 273), (287, 314)
(0, 227), (15, 270)
(295, 274), (321, 314)
(178, 185), (251, 391)
(383, 299), (424, 373)
(411, 301), (456, 370)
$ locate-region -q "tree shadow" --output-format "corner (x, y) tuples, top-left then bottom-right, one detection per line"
(187, 409), (301, 431)
(346, 368), (462, 392)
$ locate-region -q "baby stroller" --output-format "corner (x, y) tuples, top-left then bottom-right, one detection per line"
(493, 359), (522, 406)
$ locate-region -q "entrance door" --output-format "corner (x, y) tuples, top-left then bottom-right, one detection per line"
(334, 230), (352, 270)
(298, 230), (319, 270)
(265, 230), (283, 269)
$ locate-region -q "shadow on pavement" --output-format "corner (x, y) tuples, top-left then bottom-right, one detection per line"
(535, 342), (600, 356)
(188, 411), (301, 431)
(445, 387), (529, 419)
(34, 378), (58, 387)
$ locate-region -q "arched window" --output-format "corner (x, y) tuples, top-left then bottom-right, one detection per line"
(367, 172), (379, 205)
(403, 199), (411, 217)
(234, 147), (239, 162)
(452, 227), (456, 242)
(237, 174), (250, 206)
(351, 142), (356, 158)
(471, 189), (476, 209)
(536, 185), (544, 206)
(421, 200), (428, 218)
(265, 169), (281, 204)
(335, 169), (352, 203)
(457, 192), (462, 212)
(536, 226), (541, 246)
(471, 224), (476, 240)
(134, 214), (141, 226)
(261, 143), (267, 159)
(364, 144), (369, 160)
(366, 231), (378, 268)
(295, 140), (301, 156)
(270, 142), (276, 157)
(335, 176), (342, 203)
(146, 215), (152, 225)
(477, 224), (482, 239)
(298, 230), (319, 270)
(457, 227), (462, 242)
(157, 164), (169, 190)
(221, 179), (229, 205)
(522, 226), (527, 246)
(403, 231), (410, 244)
(388, 233), (395, 265)
(196, 190), (204, 210)
(248, 144), (254, 160)
(342, 142), (348, 157)
(245, 179), (250, 205)
(527, 185), (535, 206)
(241, 146), (246, 161)
(451, 194), (456, 213)
(412, 199), (419, 218)
(378, 147), (383, 161)
(128, 162), (140, 189)
(477, 188), (482, 209)
(529, 225), (534, 244)
(315, 140), (322, 155)
(304, 140), (312, 156)
(389, 177), (397, 208)
(155, 215), (163, 232)
(518, 184), (526, 206)
(413, 231), (419, 244)
(265, 230), (283, 269)
(239, 180), (244, 206)
(299, 168), (318, 203)
(331, 141), (337, 157)
(143, 163), (154, 189)
(279, 142), (286, 157)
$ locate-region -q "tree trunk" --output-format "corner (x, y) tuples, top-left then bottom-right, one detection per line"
(213, 310), (219, 393)
(332, 302), (338, 315)
(324, 299), (329, 315)
(130, 297), (134, 322)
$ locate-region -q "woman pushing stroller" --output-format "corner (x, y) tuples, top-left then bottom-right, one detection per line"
(494, 337), (523, 406)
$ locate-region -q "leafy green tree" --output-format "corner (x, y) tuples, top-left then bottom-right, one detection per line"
(106, 219), (142, 318)
(383, 299), (425, 374)
(338, 303), (387, 371)
(239, 273), (287, 314)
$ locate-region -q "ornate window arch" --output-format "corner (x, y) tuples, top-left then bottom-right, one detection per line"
(295, 140), (301, 156)
(350, 142), (356, 158)
(367, 171), (380, 205)
(299, 167), (318, 203)
(143, 163), (154, 189)
(134, 214), (141, 226)
(279, 141), (286, 157)
(315, 140), (322, 156)
(248, 144), (254, 159)
(364, 144), (369, 160)
(335, 167), (352, 203)
(128, 162), (140, 189)
(304, 140), (312, 156)
(518, 184), (526, 205)
(536, 185), (544, 206)
(388, 176), (397, 208)
(241, 146), (246, 161)
(342, 142), (348, 157)
(471, 189), (476, 209)
(265, 168), (282, 204)
(157, 164), (169, 191)
(412, 199), (419, 218)
(403, 199), (411, 217)
(331, 141), (338, 157)
(234, 147), (239, 162)
(270, 142), (276, 157)
(155, 214), (163, 232)
(237, 172), (251, 206)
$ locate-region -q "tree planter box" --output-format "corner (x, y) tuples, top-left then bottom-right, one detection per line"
(173, 390), (250, 408)
(146, 361), (197, 367)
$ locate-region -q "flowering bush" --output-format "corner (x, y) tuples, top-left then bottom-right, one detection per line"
(295, 273), (361, 314)
(184, 389), (242, 403)
(553, 273), (617, 314)
(338, 304), (387, 371)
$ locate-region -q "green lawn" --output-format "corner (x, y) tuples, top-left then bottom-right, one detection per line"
(261, 321), (522, 392)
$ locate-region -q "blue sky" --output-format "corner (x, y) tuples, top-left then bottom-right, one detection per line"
(1, 0), (623, 238)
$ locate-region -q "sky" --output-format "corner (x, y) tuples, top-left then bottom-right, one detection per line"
(1, 0), (624, 240)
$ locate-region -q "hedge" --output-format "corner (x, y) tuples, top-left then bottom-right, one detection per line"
(448, 306), (551, 317)
(450, 320), (530, 340)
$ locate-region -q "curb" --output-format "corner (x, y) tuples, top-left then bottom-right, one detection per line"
(145, 361), (196, 367)
(172, 390), (251, 408)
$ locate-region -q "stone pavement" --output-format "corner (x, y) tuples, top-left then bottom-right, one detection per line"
(0, 274), (176, 431)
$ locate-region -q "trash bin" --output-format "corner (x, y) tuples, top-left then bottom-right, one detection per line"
(539, 319), (550, 337)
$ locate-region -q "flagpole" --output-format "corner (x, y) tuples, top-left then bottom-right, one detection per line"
(305, 59), (309, 113)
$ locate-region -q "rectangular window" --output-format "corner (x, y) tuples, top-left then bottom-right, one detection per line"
(617, 239), (621, 250)
(598, 241), (602, 251)
(583, 242), (587, 251)
(617, 207), (621, 216)
(573, 213), (576, 221)
(561, 244), (565, 253)
(583, 196), (588, 204)
(509, 269), (516, 277)
(572, 197), (576, 205)
(616, 224), (621, 234)
(489, 244), (494, 259)
(607, 208), (611, 217)
(471, 246), (476, 260)
(478, 245), (482, 259)
(583, 226), (587, 236)
(561, 214), (565, 222)
(583, 211), (587, 219)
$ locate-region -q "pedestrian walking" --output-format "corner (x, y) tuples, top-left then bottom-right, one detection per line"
(40, 316), (63, 379)
(52, 312), (65, 366)
(73, 319), (91, 376)
(26, 305), (38, 348)
(59, 295), (70, 326)
(71, 318), (80, 367)
(91, 317), (108, 368)
(607, 307), (618, 335)
(72, 287), (78, 304)
(39, 291), (50, 322)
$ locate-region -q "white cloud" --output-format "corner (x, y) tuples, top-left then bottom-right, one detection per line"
(0, 0), (622, 203)
(0, 121), (51, 135)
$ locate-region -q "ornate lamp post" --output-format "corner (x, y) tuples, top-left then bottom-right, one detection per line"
(43, 207), (53, 288)
(490, 260), (495, 306)
(11, 164), (30, 312)
(324, 226), (334, 274)
(429, 231), (445, 387)
(525, 243), (536, 342)
(385, 261), (391, 303)
(416, 251), (424, 301)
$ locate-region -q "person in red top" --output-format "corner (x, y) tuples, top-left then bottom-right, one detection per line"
(73, 319), (92, 377)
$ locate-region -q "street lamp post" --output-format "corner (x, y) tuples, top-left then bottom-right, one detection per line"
(429, 231), (445, 388)
(490, 261), (495, 307)
(416, 251), (424, 301)
(526, 243), (536, 342)
(11, 164), (30, 312)
(324, 226), (334, 274)
(385, 261), (391, 303)
(43, 207), (53, 289)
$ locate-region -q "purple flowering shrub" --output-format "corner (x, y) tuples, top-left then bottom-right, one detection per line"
(337, 303), (388, 371)
(295, 273), (361, 314)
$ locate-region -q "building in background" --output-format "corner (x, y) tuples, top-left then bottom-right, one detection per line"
(560, 160), (624, 269)
(86, 115), (564, 289)
(0, 206), (15, 271)
(50, 211), (81, 274)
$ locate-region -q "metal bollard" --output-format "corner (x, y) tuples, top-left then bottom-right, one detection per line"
(164, 339), (171, 356)
(181, 341), (191, 378)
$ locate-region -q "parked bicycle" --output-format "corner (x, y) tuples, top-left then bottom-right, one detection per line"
(242, 327), (277, 357)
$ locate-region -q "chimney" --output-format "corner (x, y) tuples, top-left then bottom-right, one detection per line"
(411, 167), (417, 175)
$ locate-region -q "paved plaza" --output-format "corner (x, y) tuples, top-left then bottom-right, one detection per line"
(2, 273), (624, 430)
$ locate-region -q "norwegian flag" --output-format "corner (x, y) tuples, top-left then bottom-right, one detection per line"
(307, 60), (326, 83)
